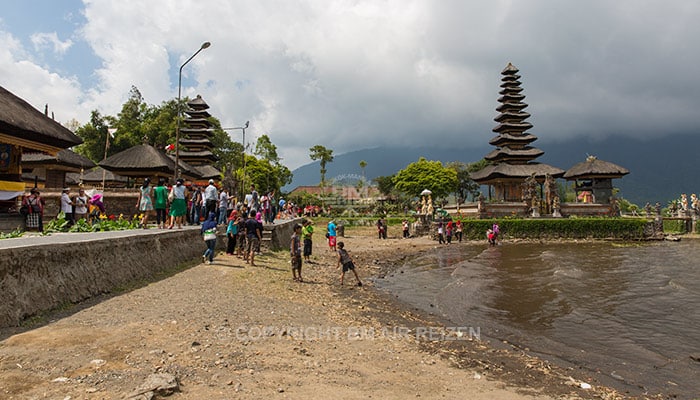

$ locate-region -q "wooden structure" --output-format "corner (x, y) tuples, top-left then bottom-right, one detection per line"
(99, 143), (201, 185)
(0, 86), (82, 218)
(21, 149), (95, 188)
(563, 155), (629, 204)
(471, 63), (563, 201)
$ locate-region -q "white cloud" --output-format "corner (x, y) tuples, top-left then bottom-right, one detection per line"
(2, 0), (700, 168)
(30, 32), (73, 56)
(0, 30), (87, 126)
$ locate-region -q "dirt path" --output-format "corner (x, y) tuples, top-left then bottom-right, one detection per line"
(0, 225), (627, 399)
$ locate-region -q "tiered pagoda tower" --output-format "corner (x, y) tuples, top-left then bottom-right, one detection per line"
(179, 95), (220, 180)
(471, 63), (563, 202)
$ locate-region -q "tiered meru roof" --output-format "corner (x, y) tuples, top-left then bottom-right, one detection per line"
(179, 95), (219, 171)
(471, 63), (564, 183)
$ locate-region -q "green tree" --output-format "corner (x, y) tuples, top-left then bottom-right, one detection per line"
(446, 161), (481, 204)
(359, 159), (367, 179)
(392, 157), (458, 200)
(236, 135), (292, 197)
(245, 156), (292, 196)
(309, 145), (334, 186)
(254, 134), (280, 163)
(74, 110), (111, 161)
(374, 175), (396, 197)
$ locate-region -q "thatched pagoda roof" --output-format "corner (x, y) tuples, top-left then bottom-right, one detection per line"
(164, 155), (203, 180)
(484, 147), (544, 162)
(488, 133), (538, 146)
(99, 144), (176, 177)
(471, 162), (564, 183)
(184, 109), (211, 118)
(196, 164), (221, 180)
(563, 156), (629, 180)
(0, 86), (82, 153)
(22, 149), (96, 171)
(187, 95), (209, 110)
(179, 150), (217, 160)
(180, 128), (214, 137)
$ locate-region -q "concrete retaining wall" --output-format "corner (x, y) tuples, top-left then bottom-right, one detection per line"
(0, 229), (204, 328)
(0, 218), (302, 328)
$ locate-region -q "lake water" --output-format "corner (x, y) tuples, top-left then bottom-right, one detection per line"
(374, 240), (700, 398)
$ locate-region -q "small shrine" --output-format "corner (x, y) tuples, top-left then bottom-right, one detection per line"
(563, 155), (630, 204)
(471, 63), (564, 203)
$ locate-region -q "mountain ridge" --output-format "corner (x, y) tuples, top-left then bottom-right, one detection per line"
(286, 134), (698, 206)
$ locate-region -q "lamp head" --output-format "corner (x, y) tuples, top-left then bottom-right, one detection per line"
(244, 121), (249, 128)
(201, 41), (211, 49)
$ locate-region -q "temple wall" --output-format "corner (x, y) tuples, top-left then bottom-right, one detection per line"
(446, 202), (613, 219)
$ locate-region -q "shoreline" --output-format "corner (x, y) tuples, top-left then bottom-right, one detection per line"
(335, 230), (638, 399)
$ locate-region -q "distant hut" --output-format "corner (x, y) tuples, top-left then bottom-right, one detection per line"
(66, 166), (129, 188)
(0, 85), (82, 213)
(100, 143), (201, 185)
(564, 155), (629, 204)
(178, 95), (221, 184)
(471, 63), (564, 201)
(22, 149), (95, 188)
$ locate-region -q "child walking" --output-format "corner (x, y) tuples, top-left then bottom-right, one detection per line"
(336, 241), (362, 286)
(201, 212), (218, 264)
(290, 223), (303, 282)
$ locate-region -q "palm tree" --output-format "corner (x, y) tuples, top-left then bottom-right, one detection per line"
(359, 160), (367, 181)
(309, 145), (334, 188)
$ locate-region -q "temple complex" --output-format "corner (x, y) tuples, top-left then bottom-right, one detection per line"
(471, 63), (564, 202)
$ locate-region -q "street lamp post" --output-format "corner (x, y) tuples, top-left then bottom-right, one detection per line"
(221, 121), (250, 197)
(175, 41), (211, 181)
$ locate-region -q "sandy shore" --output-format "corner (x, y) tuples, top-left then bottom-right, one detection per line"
(0, 224), (632, 399)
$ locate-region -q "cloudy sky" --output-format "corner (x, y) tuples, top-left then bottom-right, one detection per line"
(1, 0), (698, 169)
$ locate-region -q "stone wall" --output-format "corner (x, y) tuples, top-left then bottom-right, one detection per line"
(264, 219), (301, 250)
(0, 218), (301, 328)
(0, 230), (204, 328)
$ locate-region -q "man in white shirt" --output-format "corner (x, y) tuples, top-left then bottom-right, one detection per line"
(60, 187), (75, 226)
(218, 189), (229, 224)
(204, 179), (218, 215)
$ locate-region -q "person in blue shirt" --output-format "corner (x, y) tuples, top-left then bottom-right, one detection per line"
(327, 220), (337, 251)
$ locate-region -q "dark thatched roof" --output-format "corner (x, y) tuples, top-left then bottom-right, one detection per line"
(484, 147), (544, 162)
(166, 155), (203, 180)
(471, 162), (565, 183)
(187, 95), (209, 110)
(0, 86), (82, 151)
(99, 144), (176, 176)
(195, 164), (221, 180)
(74, 166), (129, 183)
(489, 133), (538, 146)
(563, 156), (630, 180)
(66, 167), (129, 185)
(22, 149), (96, 170)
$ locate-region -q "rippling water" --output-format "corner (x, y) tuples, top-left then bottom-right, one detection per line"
(375, 240), (700, 398)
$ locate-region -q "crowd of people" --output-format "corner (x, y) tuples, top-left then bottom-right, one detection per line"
(21, 186), (106, 232)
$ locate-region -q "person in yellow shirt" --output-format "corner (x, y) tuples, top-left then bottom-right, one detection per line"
(301, 219), (314, 263)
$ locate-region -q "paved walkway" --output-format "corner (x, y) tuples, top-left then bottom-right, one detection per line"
(0, 225), (200, 250)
